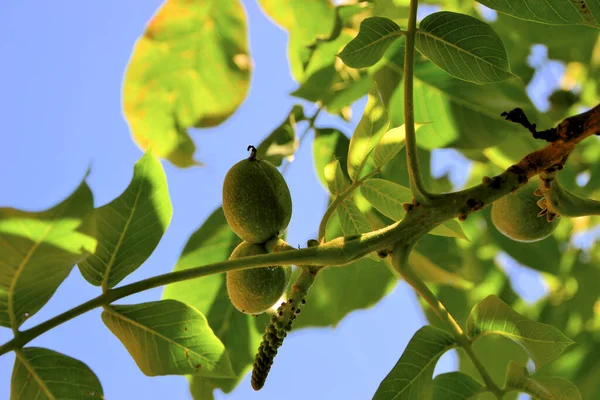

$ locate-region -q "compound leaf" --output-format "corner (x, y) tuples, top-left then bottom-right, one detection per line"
(79, 152), (172, 288)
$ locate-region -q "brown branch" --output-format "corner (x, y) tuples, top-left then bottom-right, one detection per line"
(445, 104), (600, 221)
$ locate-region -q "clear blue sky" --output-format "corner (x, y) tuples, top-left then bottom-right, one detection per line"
(0, 2), (556, 399)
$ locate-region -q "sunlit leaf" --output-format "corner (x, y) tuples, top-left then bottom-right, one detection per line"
(360, 178), (413, 220)
(0, 182), (96, 329)
(313, 128), (351, 191)
(373, 124), (415, 169)
(257, 0), (336, 80)
(430, 219), (470, 241)
(162, 207), (260, 396)
(79, 152), (172, 288)
(415, 12), (514, 84)
(467, 295), (574, 369)
(338, 17), (403, 68)
(122, 0), (251, 167)
(102, 300), (234, 378)
(504, 361), (582, 400)
(373, 326), (456, 400)
(347, 83), (390, 181)
(360, 178), (469, 240)
(337, 198), (372, 236)
(11, 347), (103, 400)
(325, 159), (351, 196)
(432, 372), (483, 399)
(256, 105), (304, 167)
(476, 0), (600, 28)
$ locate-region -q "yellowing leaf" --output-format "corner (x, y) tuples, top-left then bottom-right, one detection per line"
(123, 0), (251, 167)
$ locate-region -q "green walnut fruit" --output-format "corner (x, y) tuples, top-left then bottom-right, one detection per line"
(222, 146), (292, 244)
(226, 241), (291, 315)
(491, 180), (560, 242)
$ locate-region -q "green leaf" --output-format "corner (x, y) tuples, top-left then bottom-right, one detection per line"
(256, 105), (304, 167)
(467, 295), (575, 369)
(337, 198), (372, 236)
(313, 128), (350, 191)
(504, 361), (582, 400)
(432, 372), (483, 399)
(476, 0), (600, 28)
(389, 60), (543, 151)
(0, 181), (96, 329)
(257, 0), (336, 80)
(360, 178), (469, 240)
(291, 28), (373, 114)
(409, 251), (474, 290)
(373, 326), (456, 400)
(324, 159), (351, 196)
(122, 0), (251, 167)
(338, 17), (403, 68)
(11, 347), (103, 400)
(294, 212), (395, 329)
(430, 219), (469, 241)
(162, 207), (260, 397)
(374, 124), (414, 169)
(347, 83), (390, 181)
(102, 300), (234, 378)
(415, 12), (514, 84)
(78, 152), (172, 289)
(360, 178), (413, 220)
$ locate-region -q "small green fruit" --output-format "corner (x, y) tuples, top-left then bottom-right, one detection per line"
(226, 241), (291, 315)
(491, 180), (560, 242)
(222, 147), (292, 244)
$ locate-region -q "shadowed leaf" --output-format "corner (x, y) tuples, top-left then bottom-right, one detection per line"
(338, 17), (403, 68)
(432, 372), (483, 399)
(79, 152), (172, 288)
(0, 182), (96, 329)
(11, 347), (103, 400)
(373, 326), (456, 400)
(467, 295), (574, 369)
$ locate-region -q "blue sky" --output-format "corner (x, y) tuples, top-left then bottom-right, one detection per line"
(0, 1), (559, 399)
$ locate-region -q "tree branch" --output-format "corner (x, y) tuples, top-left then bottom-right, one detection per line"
(0, 104), (597, 359)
